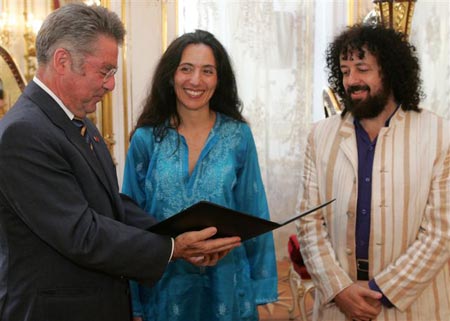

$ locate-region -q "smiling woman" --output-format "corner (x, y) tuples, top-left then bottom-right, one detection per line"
(122, 29), (278, 321)
(174, 44), (218, 111)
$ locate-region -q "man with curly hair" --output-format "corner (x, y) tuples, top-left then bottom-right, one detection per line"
(297, 24), (450, 321)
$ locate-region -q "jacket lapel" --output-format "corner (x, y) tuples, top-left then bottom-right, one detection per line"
(338, 114), (358, 172)
(85, 119), (119, 193)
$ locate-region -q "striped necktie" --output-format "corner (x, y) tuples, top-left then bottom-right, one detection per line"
(72, 117), (94, 150)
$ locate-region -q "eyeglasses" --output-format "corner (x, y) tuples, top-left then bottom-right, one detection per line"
(101, 68), (117, 83)
(64, 48), (117, 83)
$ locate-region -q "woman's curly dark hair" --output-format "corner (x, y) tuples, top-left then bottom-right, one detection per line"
(326, 24), (424, 116)
(131, 29), (244, 141)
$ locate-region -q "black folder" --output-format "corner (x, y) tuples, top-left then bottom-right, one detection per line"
(148, 199), (335, 241)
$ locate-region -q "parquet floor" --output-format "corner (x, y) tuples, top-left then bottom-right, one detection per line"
(257, 259), (313, 321)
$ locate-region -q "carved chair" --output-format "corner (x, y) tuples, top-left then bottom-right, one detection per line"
(323, 87), (342, 118)
(287, 234), (315, 321)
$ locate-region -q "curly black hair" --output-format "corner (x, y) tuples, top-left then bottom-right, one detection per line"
(132, 29), (244, 141)
(326, 24), (424, 116)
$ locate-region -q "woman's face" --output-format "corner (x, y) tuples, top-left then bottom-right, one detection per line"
(173, 43), (218, 113)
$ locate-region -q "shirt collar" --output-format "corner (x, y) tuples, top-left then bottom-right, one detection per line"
(384, 104), (400, 127)
(353, 104), (401, 128)
(33, 76), (75, 120)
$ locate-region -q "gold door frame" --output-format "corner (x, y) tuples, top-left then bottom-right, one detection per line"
(99, 0), (116, 157)
(347, 0), (371, 25)
(120, 0), (129, 154)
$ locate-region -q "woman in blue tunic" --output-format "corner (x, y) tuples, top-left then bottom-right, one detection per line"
(122, 29), (278, 321)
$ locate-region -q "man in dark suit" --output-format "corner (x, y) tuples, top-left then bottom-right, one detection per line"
(0, 4), (241, 321)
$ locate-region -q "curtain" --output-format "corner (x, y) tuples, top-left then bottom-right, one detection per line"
(410, 1), (450, 119)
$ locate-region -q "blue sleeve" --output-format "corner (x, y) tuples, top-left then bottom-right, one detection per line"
(122, 128), (152, 209)
(129, 280), (144, 317)
(234, 125), (278, 304)
(123, 129), (152, 316)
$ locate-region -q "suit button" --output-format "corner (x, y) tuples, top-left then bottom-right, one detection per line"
(346, 248), (353, 255)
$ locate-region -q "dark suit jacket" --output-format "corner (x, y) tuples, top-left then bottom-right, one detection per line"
(0, 81), (172, 321)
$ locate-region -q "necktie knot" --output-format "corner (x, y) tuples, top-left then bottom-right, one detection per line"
(72, 117), (93, 150)
(72, 117), (86, 135)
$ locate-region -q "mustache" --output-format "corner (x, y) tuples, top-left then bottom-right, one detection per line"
(347, 85), (370, 94)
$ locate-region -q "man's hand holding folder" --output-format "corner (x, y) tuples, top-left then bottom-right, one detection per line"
(172, 226), (241, 266)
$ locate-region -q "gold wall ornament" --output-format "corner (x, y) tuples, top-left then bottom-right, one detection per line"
(22, 21), (37, 82)
(0, 10), (14, 47)
(0, 1), (44, 81)
(373, 0), (417, 39)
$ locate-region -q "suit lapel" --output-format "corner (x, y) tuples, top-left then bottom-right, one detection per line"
(23, 81), (115, 200)
(85, 120), (119, 193)
(338, 114), (358, 172)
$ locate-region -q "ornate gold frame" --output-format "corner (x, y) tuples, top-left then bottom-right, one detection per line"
(0, 45), (26, 92)
(0, 45), (27, 118)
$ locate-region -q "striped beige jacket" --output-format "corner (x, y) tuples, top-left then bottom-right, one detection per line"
(297, 108), (450, 321)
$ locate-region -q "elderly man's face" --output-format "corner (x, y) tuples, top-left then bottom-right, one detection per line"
(59, 35), (118, 118)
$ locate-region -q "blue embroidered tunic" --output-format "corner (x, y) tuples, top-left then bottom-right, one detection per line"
(122, 113), (278, 321)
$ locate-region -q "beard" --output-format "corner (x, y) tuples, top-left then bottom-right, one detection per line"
(343, 85), (390, 120)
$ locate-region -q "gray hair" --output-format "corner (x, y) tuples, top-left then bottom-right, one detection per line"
(36, 3), (125, 65)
